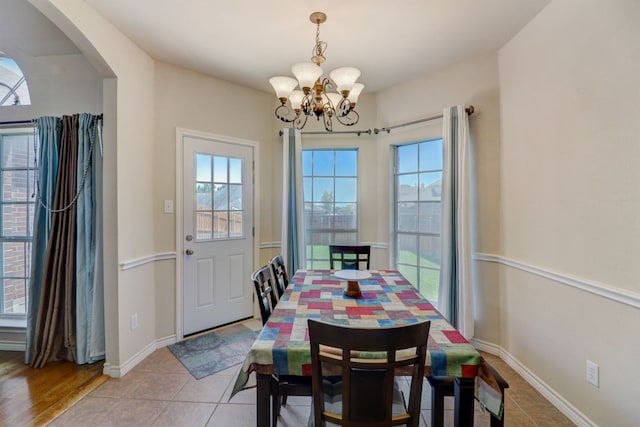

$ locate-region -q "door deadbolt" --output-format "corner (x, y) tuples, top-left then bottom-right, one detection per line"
(185, 235), (193, 241)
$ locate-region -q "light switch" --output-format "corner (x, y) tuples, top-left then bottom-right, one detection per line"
(164, 199), (174, 214)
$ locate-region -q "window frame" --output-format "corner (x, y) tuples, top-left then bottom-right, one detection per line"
(392, 138), (443, 303)
(302, 148), (359, 269)
(0, 125), (36, 321)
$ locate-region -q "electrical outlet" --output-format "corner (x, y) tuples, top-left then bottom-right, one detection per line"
(586, 360), (599, 387)
(131, 313), (139, 331)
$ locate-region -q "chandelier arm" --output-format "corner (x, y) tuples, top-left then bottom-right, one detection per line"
(335, 97), (354, 118)
(322, 110), (333, 132)
(294, 112), (308, 130)
(274, 103), (298, 123)
(335, 109), (359, 127)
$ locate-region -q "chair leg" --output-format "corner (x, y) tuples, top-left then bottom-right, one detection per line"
(490, 414), (504, 427)
(271, 379), (281, 426)
(431, 385), (445, 427)
(282, 394), (288, 406)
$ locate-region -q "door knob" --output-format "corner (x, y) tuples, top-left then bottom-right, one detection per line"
(186, 249), (194, 255)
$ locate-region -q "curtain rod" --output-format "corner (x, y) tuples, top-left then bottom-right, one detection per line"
(0, 119), (33, 126)
(374, 105), (474, 135)
(279, 128), (372, 137)
(0, 114), (103, 127)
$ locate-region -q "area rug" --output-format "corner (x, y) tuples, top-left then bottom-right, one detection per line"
(168, 323), (259, 380)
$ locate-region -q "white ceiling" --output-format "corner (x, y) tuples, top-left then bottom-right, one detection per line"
(2, 0), (552, 94)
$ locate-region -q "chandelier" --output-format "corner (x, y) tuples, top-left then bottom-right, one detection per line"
(269, 12), (364, 132)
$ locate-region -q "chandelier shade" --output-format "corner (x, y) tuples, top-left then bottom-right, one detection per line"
(269, 11), (363, 132)
(269, 76), (298, 101)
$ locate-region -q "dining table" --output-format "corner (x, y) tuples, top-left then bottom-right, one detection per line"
(232, 269), (503, 427)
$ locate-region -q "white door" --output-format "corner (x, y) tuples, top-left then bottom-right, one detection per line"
(182, 134), (254, 335)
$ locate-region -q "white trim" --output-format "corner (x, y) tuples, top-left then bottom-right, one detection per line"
(175, 128), (259, 341)
(259, 242), (281, 249)
(360, 241), (388, 249)
(119, 252), (176, 271)
(103, 334), (177, 378)
(0, 340), (26, 351)
(471, 338), (596, 427)
(473, 253), (640, 309)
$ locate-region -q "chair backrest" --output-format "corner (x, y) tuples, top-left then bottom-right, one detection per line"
(251, 265), (279, 325)
(308, 319), (430, 427)
(329, 245), (371, 270)
(269, 254), (289, 299)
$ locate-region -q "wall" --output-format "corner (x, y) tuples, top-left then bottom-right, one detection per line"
(30, 0), (157, 372)
(0, 3), (103, 348)
(0, 53), (102, 121)
(375, 53), (503, 343)
(153, 61), (277, 339)
(498, 0), (640, 424)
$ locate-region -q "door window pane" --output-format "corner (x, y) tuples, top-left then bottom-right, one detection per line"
(195, 153), (244, 241)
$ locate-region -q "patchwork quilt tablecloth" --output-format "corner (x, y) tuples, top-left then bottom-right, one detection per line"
(232, 269), (502, 416)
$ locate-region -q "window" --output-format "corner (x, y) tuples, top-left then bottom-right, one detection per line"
(0, 127), (37, 318)
(0, 53), (31, 106)
(303, 149), (358, 269)
(393, 139), (442, 302)
(195, 154), (244, 240)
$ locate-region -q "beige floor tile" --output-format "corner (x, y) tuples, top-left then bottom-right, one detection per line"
(102, 399), (168, 427)
(91, 371), (192, 400)
(151, 401), (216, 427)
(49, 396), (117, 427)
(206, 403), (256, 427)
(173, 373), (234, 403)
(132, 347), (190, 375)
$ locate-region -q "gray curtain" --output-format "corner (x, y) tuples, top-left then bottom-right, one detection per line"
(27, 113), (104, 368)
(438, 105), (474, 338)
(280, 128), (306, 273)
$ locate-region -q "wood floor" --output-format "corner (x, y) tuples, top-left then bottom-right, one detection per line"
(0, 351), (108, 427)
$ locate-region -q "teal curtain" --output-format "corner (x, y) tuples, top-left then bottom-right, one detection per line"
(26, 113), (104, 367)
(438, 106), (474, 338)
(25, 116), (60, 364)
(281, 128), (306, 274)
(75, 114), (105, 364)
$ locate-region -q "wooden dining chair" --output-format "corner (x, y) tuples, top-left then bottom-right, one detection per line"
(251, 265), (312, 426)
(308, 319), (430, 427)
(251, 265), (279, 326)
(328, 244), (371, 270)
(269, 254), (289, 299)
(427, 363), (510, 427)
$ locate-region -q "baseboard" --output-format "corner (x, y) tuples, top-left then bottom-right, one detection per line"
(0, 340), (26, 351)
(470, 338), (596, 427)
(102, 334), (177, 378)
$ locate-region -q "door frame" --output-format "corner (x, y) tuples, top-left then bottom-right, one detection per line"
(175, 128), (260, 340)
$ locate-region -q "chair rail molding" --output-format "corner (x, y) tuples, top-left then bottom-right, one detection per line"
(119, 252), (177, 271)
(473, 253), (640, 309)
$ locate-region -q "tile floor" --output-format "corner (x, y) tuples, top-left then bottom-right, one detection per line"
(49, 320), (576, 426)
